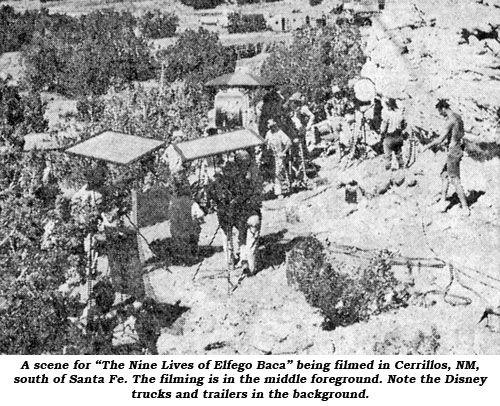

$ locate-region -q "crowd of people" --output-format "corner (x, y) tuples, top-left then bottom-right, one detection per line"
(257, 85), (470, 214)
(181, 83), (473, 280)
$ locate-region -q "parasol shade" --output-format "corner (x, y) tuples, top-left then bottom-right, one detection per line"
(171, 128), (264, 162)
(66, 130), (165, 165)
(206, 71), (273, 88)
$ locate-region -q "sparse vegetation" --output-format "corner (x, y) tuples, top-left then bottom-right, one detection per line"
(138, 10), (179, 39)
(22, 9), (154, 98)
(262, 24), (365, 110)
(157, 28), (236, 90)
(373, 326), (441, 355)
(0, 78), (47, 147)
(0, 6), (76, 54)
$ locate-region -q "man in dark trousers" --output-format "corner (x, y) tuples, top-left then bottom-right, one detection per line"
(207, 150), (263, 275)
(423, 99), (470, 216)
(380, 98), (406, 170)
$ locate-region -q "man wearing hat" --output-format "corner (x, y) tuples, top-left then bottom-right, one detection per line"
(265, 119), (292, 199)
(380, 97), (406, 170)
(324, 85), (345, 160)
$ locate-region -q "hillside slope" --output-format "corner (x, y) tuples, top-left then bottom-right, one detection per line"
(360, 0), (500, 143)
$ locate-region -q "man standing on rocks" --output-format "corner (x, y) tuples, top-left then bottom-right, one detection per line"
(423, 99), (470, 216)
(380, 98), (406, 171)
(265, 119), (292, 199)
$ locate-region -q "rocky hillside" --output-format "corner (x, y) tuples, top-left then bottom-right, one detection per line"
(360, 0), (500, 143)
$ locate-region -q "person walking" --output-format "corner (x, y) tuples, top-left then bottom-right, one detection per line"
(265, 119), (292, 199)
(423, 99), (470, 215)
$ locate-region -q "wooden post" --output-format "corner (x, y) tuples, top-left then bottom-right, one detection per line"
(226, 226), (234, 295)
(131, 189), (146, 264)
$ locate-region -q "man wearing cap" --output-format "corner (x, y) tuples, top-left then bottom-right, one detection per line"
(265, 119), (292, 199)
(423, 99), (470, 215)
(380, 98), (406, 170)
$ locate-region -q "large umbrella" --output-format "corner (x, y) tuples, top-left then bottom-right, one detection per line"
(205, 71), (273, 88)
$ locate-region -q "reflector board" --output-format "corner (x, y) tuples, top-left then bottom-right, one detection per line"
(66, 130), (165, 165)
(172, 128), (264, 162)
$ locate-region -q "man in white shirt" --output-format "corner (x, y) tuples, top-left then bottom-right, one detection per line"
(265, 119), (292, 198)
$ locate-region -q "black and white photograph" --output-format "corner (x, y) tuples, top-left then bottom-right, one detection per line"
(0, 0), (499, 359)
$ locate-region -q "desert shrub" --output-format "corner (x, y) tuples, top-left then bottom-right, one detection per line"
(286, 237), (410, 329)
(262, 24), (365, 115)
(22, 9), (154, 98)
(309, 0), (323, 5)
(157, 27), (236, 90)
(284, 207), (301, 224)
(227, 13), (268, 34)
(179, 0), (225, 9)
(0, 149), (90, 354)
(77, 82), (207, 143)
(0, 284), (84, 354)
(373, 326), (441, 355)
(65, 81), (206, 193)
(0, 7), (77, 54)
(138, 10), (179, 39)
(0, 78), (47, 146)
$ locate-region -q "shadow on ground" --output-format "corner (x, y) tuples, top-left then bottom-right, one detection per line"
(257, 229), (311, 274)
(148, 238), (223, 267)
(444, 189), (485, 211)
(113, 299), (190, 355)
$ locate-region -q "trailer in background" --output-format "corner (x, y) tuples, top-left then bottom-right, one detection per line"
(342, 0), (385, 14)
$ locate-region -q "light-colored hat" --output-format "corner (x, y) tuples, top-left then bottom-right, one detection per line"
(289, 92), (303, 102)
(331, 85), (341, 94)
(267, 118), (277, 126)
(247, 214), (261, 227)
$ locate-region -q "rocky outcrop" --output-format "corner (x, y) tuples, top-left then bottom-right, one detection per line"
(360, 0), (500, 143)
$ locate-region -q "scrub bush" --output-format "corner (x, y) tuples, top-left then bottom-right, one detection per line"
(373, 326), (441, 355)
(138, 10), (179, 39)
(286, 237), (411, 329)
(22, 9), (154, 98)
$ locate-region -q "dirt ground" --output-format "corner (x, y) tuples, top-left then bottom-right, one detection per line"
(142, 148), (500, 355)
